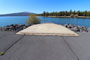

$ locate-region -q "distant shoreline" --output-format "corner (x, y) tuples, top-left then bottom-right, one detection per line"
(40, 16), (90, 18)
(0, 15), (90, 18)
(0, 15), (28, 16)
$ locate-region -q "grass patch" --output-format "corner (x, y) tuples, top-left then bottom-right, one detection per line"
(0, 52), (5, 56)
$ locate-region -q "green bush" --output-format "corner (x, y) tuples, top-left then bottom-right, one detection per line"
(26, 14), (41, 25)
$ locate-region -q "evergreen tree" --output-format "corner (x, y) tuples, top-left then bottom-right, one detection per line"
(40, 10), (90, 16)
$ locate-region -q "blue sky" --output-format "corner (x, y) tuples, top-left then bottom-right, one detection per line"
(0, 0), (90, 14)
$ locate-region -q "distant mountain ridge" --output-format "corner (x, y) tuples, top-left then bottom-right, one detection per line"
(0, 12), (36, 16)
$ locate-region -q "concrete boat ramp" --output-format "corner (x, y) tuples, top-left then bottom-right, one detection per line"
(0, 23), (90, 60)
(16, 23), (79, 36)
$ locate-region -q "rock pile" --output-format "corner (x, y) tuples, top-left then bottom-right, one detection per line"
(64, 24), (89, 32)
(0, 24), (89, 32)
(0, 24), (31, 32)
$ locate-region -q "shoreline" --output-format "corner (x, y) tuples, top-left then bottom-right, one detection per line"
(40, 16), (90, 18)
(0, 16), (90, 18)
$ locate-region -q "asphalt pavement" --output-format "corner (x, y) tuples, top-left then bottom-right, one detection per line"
(0, 31), (90, 60)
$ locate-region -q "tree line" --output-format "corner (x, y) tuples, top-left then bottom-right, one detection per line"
(40, 10), (90, 16)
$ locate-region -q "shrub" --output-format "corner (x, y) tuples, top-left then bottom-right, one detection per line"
(26, 14), (41, 25)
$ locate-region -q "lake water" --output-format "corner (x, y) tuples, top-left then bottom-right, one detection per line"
(0, 16), (90, 27)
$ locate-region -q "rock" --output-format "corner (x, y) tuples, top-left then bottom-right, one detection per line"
(71, 27), (78, 32)
(64, 24), (89, 32)
(0, 24), (31, 32)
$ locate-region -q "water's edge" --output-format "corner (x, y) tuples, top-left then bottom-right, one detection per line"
(0, 16), (90, 27)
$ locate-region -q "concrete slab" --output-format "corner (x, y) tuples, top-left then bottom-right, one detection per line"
(17, 23), (79, 36)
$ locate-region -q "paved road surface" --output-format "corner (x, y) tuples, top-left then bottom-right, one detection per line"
(0, 31), (90, 60)
(0, 31), (77, 60)
(64, 32), (90, 60)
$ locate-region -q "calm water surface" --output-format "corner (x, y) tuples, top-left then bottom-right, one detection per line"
(0, 16), (90, 27)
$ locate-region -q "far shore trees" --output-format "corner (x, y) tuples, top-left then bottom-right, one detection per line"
(40, 10), (90, 17)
